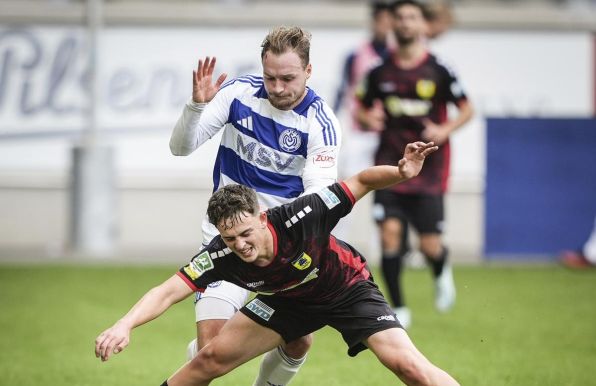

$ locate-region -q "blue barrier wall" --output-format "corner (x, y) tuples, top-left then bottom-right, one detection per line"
(485, 118), (596, 260)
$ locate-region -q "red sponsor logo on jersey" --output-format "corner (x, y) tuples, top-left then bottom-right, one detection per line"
(313, 153), (336, 168)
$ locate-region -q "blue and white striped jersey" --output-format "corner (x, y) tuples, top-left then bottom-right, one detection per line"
(171, 75), (342, 244)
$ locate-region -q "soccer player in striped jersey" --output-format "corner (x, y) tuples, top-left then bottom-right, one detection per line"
(169, 26), (341, 386)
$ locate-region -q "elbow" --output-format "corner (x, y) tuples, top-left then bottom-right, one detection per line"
(169, 141), (191, 156)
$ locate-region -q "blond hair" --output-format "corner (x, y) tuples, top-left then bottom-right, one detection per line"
(261, 26), (312, 68)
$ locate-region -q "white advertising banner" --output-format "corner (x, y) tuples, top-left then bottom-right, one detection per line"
(0, 26), (592, 177)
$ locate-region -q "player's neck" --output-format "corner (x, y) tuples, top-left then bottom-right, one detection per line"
(394, 40), (427, 69)
(286, 88), (308, 111)
(253, 226), (276, 267)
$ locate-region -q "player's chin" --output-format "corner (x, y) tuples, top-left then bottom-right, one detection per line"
(269, 97), (294, 110)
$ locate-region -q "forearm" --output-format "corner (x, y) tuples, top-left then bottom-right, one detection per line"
(118, 276), (191, 330)
(169, 100), (206, 156)
(442, 101), (474, 135)
(357, 165), (406, 191)
(345, 165), (405, 201)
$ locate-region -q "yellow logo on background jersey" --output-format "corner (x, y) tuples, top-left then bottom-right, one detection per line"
(292, 253), (312, 270)
(416, 79), (436, 99)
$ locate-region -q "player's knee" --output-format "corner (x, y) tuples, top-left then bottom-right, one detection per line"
(190, 344), (231, 380)
(197, 319), (227, 348)
(391, 350), (432, 385)
(419, 236), (443, 258)
(282, 333), (313, 358)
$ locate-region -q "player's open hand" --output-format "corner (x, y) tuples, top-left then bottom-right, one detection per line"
(94, 320), (132, 362)
(192, 56), (228, 103)
(398, 141), (438, 179)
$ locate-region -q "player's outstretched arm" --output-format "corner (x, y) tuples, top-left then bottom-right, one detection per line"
(94, 274), (193, 362)
(344, 141), (438, 202)
(192, 56), (228, 104)
(170, 56), (228, 156)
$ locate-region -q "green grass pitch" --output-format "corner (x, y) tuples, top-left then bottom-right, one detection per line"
(1, 263), (595, 385)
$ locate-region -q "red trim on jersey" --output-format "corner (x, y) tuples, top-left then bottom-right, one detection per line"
(329, 235), (370, 280)
(267, 221), (278, 258)
(176, 271), (203, 292)
(339, 181), (356, 205)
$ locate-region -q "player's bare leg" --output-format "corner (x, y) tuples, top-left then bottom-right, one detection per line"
(188, 292), (309, 386)
(365, 328), (460, 386)
(169, 312), (284, 386)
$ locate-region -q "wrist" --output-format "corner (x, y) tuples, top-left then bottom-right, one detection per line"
(116, 318), (134, 330)
(187, 98), (208, 113)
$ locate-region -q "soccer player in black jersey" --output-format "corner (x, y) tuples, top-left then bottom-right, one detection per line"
(357, 0), (474, 328)
(95, 141), (460, 386)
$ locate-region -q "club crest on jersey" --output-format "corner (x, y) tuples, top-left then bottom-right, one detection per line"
(278, 128), (302, 152)
(291, 252), (312, 270)
(416, 79), (436, 99)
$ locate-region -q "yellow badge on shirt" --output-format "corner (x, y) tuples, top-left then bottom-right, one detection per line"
(292, 253), (312, 270)
(416, 79), (436, 99)
(183, 251), (214, 280)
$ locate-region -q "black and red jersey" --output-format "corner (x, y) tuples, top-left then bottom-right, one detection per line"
(178, 182), (372, 304)
(360, 52), (468, 194)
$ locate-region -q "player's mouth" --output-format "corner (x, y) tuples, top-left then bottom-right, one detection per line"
(239, 247), (254, 258)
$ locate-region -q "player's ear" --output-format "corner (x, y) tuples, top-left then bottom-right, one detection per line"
(305, 63), (312, 79)
(259, 211), (267, 228)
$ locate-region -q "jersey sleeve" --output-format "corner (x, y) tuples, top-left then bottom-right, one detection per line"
(169, 79), (239, 155)
(177, 249), (220, 292)
(302, 100), (342, 195)
(281, 182), (355, 237)
(437, 60), (468, 105)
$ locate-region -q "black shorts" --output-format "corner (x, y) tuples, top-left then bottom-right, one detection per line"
(239, 281), (402, 357)
(373, 190), (444, 234)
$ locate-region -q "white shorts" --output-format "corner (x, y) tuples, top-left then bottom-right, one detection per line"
(194, 280), (251, 322)
(194, 217), (250, 322)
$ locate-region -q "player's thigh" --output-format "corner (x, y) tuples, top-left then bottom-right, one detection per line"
(210, 311), (284, 367)
(365, 327), (428, 370)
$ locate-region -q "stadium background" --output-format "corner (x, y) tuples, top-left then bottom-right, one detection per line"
(1, 0), (595, 264)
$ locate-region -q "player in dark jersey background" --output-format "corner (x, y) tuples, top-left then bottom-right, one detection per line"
(357, 0), (474, 328)
(94, 141), (461, 386)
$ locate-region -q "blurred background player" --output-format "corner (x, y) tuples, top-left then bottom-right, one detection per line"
(334, 1), (394, 181)
(357, 0), (473, 329)
(169, 26), (341, 386)
(334, 0), (453, 182)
